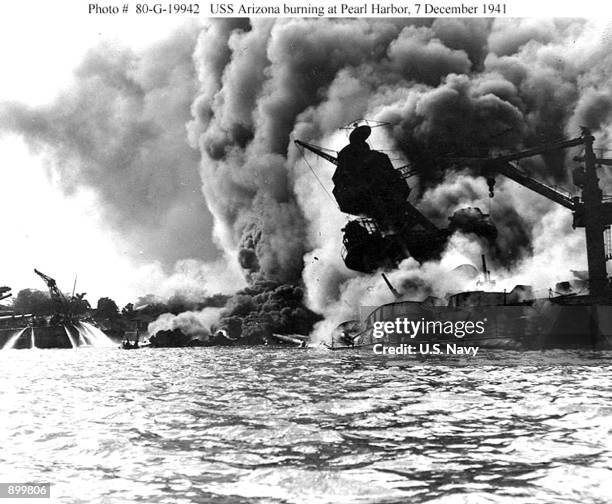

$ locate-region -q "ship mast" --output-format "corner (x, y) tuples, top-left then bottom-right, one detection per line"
(581, 133), (608, 297)
(447, 129), (612, 297)
(34, 268), (71, 317)
(294, 139), (439, 232)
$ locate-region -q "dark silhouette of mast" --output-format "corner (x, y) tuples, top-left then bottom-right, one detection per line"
(447, 129), (612, 297)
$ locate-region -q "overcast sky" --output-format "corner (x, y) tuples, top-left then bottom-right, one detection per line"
(0, 3), (203, 305)
(2, 3), (612, 310)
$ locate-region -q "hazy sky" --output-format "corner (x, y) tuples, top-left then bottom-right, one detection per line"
(0, 3), (202, 305)
(2, 3), (611, 311)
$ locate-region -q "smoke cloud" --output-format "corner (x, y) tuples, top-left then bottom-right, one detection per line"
(4, 18), (612, 342)
(0, 23), (216, 267)
(148, 307), (223, 339)
(183, 18), (612, 341)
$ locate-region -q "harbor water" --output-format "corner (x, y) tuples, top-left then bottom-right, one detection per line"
(1, 348), (611, 503)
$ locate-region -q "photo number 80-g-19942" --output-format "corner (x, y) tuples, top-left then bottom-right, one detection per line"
(135, 3), (200, 14)
(87, 3), (201, 14)
(87, 2), (508, 16)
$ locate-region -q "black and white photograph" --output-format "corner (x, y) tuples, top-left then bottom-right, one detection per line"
(0, 2), (611, 503)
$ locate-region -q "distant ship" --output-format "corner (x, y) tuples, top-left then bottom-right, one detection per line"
(295, 124), (612, 350)
(0, 316), (81, 350)
(0, 269), (112, 350)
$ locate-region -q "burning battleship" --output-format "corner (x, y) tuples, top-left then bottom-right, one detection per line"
(296, 122), (497, 273)
(0, 269), (113, 350)
(296, 123), (612, 350)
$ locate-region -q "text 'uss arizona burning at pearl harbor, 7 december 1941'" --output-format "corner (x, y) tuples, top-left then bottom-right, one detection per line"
(86, 2), (509, 16)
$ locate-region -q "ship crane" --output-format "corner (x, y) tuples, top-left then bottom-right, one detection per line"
(34, 268), (71, 317)
(294, 139), (437, 231)
(0, 286), (11, 302)
(294, 124), (498, 273)
(444, 129), (612, 298)
(293, 140), (421, 178)
(294, 132), (451, 274)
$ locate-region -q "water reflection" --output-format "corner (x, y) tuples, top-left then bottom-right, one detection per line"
(0, 348), (610, 503)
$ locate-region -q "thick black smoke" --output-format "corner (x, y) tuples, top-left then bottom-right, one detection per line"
(218, 281), (321, 342)
(185, 18), (612, 340)
(4, 19), (612, 342)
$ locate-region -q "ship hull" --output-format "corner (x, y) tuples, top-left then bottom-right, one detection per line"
(1, 325), (76, 349)
(343, 298), (612, 350)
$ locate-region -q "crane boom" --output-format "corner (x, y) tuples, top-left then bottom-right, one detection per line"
(34, 268), (70, 314)
(444, 137), (585, 168)
(443, 136), (583, 210)
(487, 137), (585, 164)
(295, 139), (438, 231)
(295, 140), (419, 179)
(0, 286), (11, 302)
(493, 162), (576, 210)
(445, 131), (612, 297)
(294, 140), (338, 165)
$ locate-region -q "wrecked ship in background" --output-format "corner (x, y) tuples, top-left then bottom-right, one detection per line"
(186, 18), (612, 344)
(4, 18), (612, 345)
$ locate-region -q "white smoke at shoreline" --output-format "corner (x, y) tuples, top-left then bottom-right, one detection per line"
(3, 18), (612, 341)
(0, 23), (250, 305)
(147, 307), (223, 338)
(129, 257), (245, 302)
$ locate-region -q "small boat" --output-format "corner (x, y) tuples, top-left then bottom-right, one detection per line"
(270, 333), (308, 347)
(323, 341), (371, 350)
(121, 329), (150, 349)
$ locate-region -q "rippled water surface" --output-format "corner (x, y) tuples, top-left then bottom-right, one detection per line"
(1, 348), (611, 503)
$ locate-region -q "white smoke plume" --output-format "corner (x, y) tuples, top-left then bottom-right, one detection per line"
(147, 307), (222, 338)
(127, 258), (244, 301)
(0, 23), (218, 268)
(183, 18), (612, 341)
(3, 19), (612, 342)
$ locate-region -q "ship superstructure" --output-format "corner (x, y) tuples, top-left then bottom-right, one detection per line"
(295, 122), (496, 273)
(296, 124), (612, 349)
